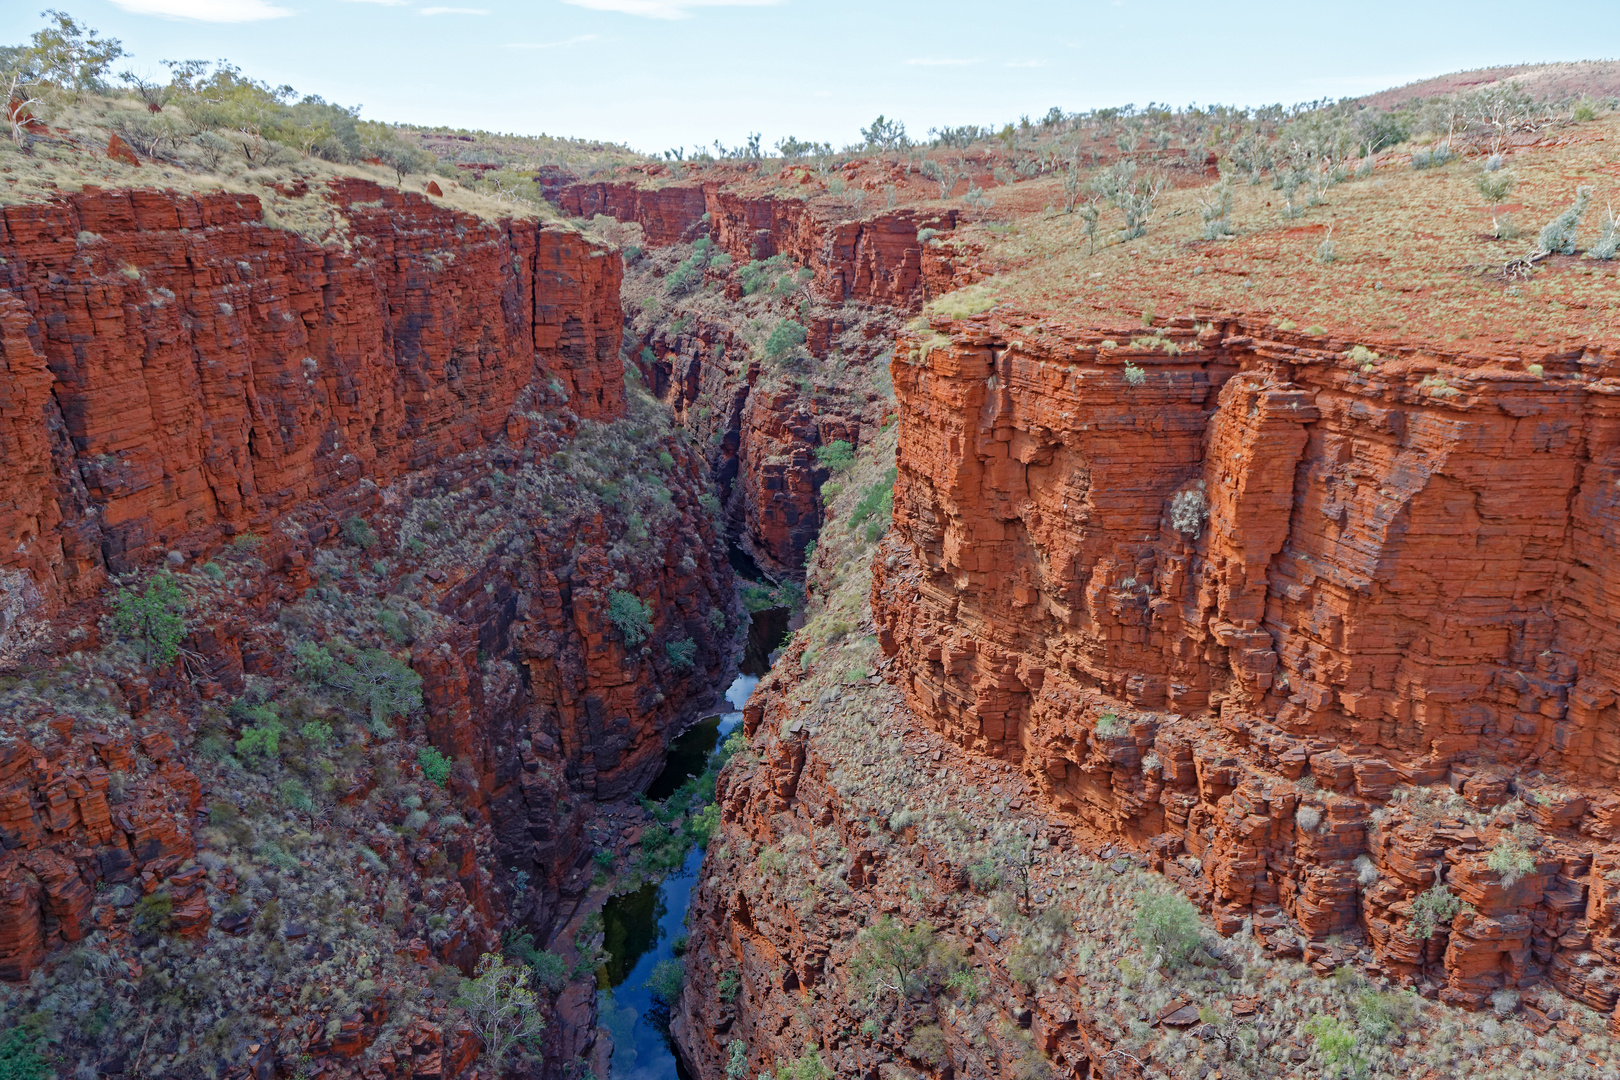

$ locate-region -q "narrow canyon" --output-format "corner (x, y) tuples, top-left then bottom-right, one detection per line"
(4, 58), (1620, 1080)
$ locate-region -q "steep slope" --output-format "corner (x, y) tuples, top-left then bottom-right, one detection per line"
(0, 180), (741, 1080)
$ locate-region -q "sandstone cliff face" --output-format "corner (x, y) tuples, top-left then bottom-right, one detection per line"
(0, 179), (623, 630)
(0, 183), (742, 1080)
(872, 312), (1620, 1015)
(547, 180), (956, 311)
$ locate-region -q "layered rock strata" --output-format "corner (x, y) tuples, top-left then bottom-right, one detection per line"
(0, 178), (623, 625)
(0, 182), (742, 1079)
(546, 180), (957, 309)
(871, 311), (1620, 1016)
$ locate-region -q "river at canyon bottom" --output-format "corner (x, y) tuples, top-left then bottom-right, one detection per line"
(597, 673), (756, 1080)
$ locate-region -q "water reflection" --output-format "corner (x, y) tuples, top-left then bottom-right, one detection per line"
(597, 674), (754, 1080)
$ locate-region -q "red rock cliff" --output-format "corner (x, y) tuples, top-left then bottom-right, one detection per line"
(873, 311), (1620, 1014)
(0, 179), (623, 626)
(548, 180), (955, 309)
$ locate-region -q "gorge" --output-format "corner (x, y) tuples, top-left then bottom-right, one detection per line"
(4, 46), (1620, 1080)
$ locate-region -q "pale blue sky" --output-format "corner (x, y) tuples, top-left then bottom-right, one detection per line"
(4, 1), (1618, 154)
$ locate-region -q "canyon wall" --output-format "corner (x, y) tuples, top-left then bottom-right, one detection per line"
(0, 178), (623, 626)
(545, 179), (957, 310)
(0, 181), (742, 1079)
(871, 312), (1620, 1014)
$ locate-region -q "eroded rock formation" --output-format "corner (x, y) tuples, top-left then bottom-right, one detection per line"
(871, 311), (1620, 1014)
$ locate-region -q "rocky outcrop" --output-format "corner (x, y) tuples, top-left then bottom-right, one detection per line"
(0, 179), (623, 627)
(0, 180), (743, 1080)
(871, 310), (1620, 1013)
(548, 179), (956, 310)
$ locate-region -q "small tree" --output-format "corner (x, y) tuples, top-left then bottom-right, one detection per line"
(665, 637), (697, 670)
(1407, 883), (1463, 939)
(112, 572), (187, 666)
(814, 440), (855, 471)
(329, 648), (423, 730)
(1476, 170), (1514, 238)
(1535, 186), (1593, 257)
(850, 916), (935, 1000)
(862, 115), (909, 151)
(608, 590), (653, 647)
(1487, 837), (1535, 887)
(1132, 891), (1202, 969)
(454, 954), (545, 1070)
(764, 320), (808, 363)
(25, 10), (125, 96)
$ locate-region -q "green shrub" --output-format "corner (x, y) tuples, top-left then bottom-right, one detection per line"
(111, 572), (188, 665)
(300, 719), (332, 747)
(718, 969), (741, 1002)
(235, 718), (284, 761)
(201, 561), (226, 582)
(454, 954), (546, 1070)
(1536, 186), (1593, 256)
(294, 640), (336, 684)
(814, 440), (854, 471)
(608, 590), (654, 647)
(132, 891), (174, 935)
(418, 746), (452, 788)
(726, 1040), (749, 1080)
(644, 957), (684, 1004)
(688, 803), (720, 848)
(763, 319), (807, 362)
(342, 516), (378, 550)
(1487, 838), (1535, 887)
(1304, 1014), (1359, 1073)
(331, 648), (423, 729)
(279, 778), (315, 813)
(665, 637), (698, 670)
(905, 1025), (947, 1066)
(850, 916), (935, 999)
(849, 468), (896, 535)
(1407, 883), (1462, 938)
(0, 1024), (49, 1080)
(698, 493), (723, 517)
(1132, 891), (1201, 969)
(378, 608), (411, 644)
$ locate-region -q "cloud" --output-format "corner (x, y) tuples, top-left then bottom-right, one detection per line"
(561, 0), (781, 19)
(106, 0), (292, 20)
(506, 33), (600, 48)
(342, 0), (409, 4)
(904, 57), (979, 66)
(420, 5), (489, 11)
(1004, 59), (1046, 68)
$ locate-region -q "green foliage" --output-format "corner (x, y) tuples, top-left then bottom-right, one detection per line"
(293, 640), (336, 684)
(739, 254), (793, 296)
(849, 468), (897, 541)
(1353, 988), (1417, 1043)
(132, 891), (174, 935)
(454, 954), (545, 1070)
(14, 10), (124, 93)
(1487, 837), (1535, 887)
(763, 319), (808, 362)
(0, 1024), (49, 1080)
(850, 916), (935, 1000)
(608, 590), (654, 647)
(775, 1047), (832, 1080)
(741, 579), (804, 613)
(235, 718), (284, 762)
(1132, 891), (1202, 969)
(503, 929), (571, 993)
(688, 803), (720, 848)
(1407, 883), (1462, 939)
(1304, 1014), (1360, 1074)
(726, 1040), (750, 1080)
(665, 637), (698, 671)
(299, 719), (332, 747)
(278, 778), (315, 813)
(814, 440), (855, 471)
(112, 572), (188, 666)
(1536, 185), (1593, 256)
(201, 561), (226, 582)
(329, 648), (423, 729)
(718, 969), (741, 1003)
(418, 746), (452, 788)
(342, 516), (378, 551)
(968, 856), (1002, 892)
(698, 493), (723, 517)
(657, 450), (676, 469)
(905, 1025), (947, 1066)
(1093, 712), (1124, 737)
(644, 957), (684, 1004)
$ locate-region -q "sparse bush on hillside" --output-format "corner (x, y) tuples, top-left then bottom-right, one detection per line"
(454, 954), (545, 1070)
(1487, 837), (1535, 886)
(815, 440), (855, 471)
(1476, 170), (1514, 237)
(849, 916), (935, 1000)
(1169, 482), (1208, 538)
(665, 637), (697, 670)
(608, 589), (654, 647)
(111, 571), (188, 666)
(1535, 185), (1592, 256)
(1408, 883), (1464, 939)
(1132, 891), (1201, 969)
(763, 319), (808, 363)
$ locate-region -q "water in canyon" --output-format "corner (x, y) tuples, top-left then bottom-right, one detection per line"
(598, 673), (756, 1080)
